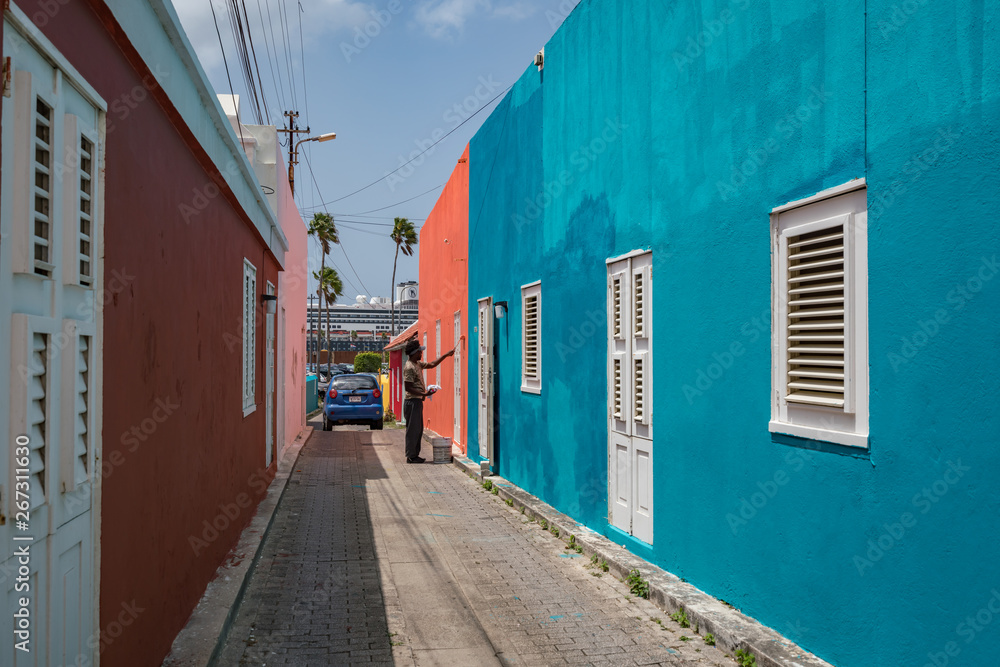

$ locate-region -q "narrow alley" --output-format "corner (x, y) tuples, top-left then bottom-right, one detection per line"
(217, 423), (734, 666)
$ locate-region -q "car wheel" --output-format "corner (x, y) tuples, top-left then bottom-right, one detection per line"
(370, 419), (383, 431)
(323, 416), (332, 431)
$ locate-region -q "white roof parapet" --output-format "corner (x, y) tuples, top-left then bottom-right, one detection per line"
(104, 0), (289, 264)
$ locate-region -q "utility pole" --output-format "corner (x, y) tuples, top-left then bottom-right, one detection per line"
(277, 110), (309, 195)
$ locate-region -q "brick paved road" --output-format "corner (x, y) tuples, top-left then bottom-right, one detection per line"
(218, 422), (735, 666)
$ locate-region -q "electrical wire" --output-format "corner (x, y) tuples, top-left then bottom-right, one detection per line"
(310, 84), (512, 207)
(210, 0), (247, 144)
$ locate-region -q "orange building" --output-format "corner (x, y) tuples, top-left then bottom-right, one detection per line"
(416, 147), (470, 452)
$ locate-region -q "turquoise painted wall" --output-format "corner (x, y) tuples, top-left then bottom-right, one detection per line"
(466, 1), (1000, 665)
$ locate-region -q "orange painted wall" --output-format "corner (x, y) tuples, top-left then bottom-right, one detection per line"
(418, 146), (469, 452)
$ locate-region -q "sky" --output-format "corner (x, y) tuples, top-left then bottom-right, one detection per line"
(170, 0), (580, 305)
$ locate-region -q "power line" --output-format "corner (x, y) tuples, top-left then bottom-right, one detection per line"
(311, 84), (512, 207)
(261, 0), (290, 111)
(303, 151), (375, 297)
(210, 0), (247, 144)
(301, 183), (444, 218)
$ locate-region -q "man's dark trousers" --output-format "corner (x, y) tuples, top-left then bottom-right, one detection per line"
(403, 398), (423, 460)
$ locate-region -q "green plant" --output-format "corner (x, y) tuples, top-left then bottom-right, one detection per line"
(520, 506), (525, 514)
(704, 633), (716, 646)
(626, 570), (650, 599)
(482, 479), (493, 491)
(590, 554), (599, 566)
(600, 560), (609, 572)
(539, 519), (548, 530)
(670, 607), (690, 628)
(590, 572), (602, 577)
(735, 648), (757, 667)
(652, 618), (662, 625)
(505, 498), (514, 507)
(491, 487), (499, 496)
(680, 636), (691, 642)
(551, 526), (560, 537)
(383, 409), (396, 425)
(354, 352), (381, 373)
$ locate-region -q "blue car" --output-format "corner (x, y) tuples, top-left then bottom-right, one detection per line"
(323, 374), (383, 431)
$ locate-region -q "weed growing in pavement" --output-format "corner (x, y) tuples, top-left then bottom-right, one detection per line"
(568, 535), (583, 553)
(653, 617), (663, 625)
(505, 498), (514, 507)
(529, 516), (536, 523)
(483, 479), (493, 491)
(704, 633), (716, 646)
(590, 554), (599, 566)
(492, 487), (500, 496)
(680, 636), (692, 641)
(626, 570), (650, 599)
(671, 606), (691, 628)
(540, 519), (548, 530)
(590, 572), (602, 577)
(551, 526), (560, 538)
(601, 559), (609, 572)
(520, 506), (525, 514)
(735, 648), (757, 666)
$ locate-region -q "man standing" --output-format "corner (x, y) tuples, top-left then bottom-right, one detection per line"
(402, 338), (454, 463)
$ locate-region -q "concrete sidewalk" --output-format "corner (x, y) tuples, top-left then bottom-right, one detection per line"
(215, 422), (736, 666)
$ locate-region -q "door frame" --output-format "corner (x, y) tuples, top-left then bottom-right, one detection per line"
(453, 310), (462, 449)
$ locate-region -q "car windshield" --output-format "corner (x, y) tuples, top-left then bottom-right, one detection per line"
(332, 375), (378, 390)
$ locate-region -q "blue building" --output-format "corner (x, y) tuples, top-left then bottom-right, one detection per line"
(464, 1), (1000, 665)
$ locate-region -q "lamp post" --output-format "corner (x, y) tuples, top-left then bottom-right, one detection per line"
(289, 132), (336, 196)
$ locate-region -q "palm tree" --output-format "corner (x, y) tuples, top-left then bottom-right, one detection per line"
(389, 217), (418, 336)
(308, 212), (338, 363)
(314, 266), (343, 365)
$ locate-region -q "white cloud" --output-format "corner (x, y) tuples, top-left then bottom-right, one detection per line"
(413, 0), (534, 39)
(170, 0), (372, 75)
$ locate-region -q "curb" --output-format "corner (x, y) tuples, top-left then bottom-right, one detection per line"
(161, 426), (313, 667)
(451, 454), (834, 667)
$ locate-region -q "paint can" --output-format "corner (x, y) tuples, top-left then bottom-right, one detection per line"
(432, 437), (452, 464)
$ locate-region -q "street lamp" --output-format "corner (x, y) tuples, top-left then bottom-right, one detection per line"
(289, 132), (336, 195)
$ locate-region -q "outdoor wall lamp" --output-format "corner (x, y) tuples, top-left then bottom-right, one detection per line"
(288, 132), (337, 195)
(494, 301), (508, 319)
(261, 294), (278, 314)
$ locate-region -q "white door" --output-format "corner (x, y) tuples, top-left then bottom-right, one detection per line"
(607, 252), (653, 543)
(477, 298), (493, 461)
(266, 283), (275, 467)
(1, 17), (105, 665)
(453, 311), (462, 447)
(435, 320), (441, 387)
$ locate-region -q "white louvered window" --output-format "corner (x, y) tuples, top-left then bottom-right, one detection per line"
(786, 225), (846, 407)
(633, 266), (649, 339)
(33, 97), (55, 277)
(613, 358), (623, 419)
(521, 281), (541, 393)
(612, 274), (624, 339)
(78, 136), (95, 286)
(243, 259), (257, 414)
(771, 183), (869, 449)
(73, 335), (91, 485)
(27, 332), (49, 509)
(633, 354), (649, 425)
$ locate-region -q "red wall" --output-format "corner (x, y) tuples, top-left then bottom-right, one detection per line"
(23, 2), (279, 664)
(417, 147), (469, 451)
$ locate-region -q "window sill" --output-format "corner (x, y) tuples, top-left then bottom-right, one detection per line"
(521, 385), (541, 395)
(768, 420), (868, 449)
(243, 404), (257, 418)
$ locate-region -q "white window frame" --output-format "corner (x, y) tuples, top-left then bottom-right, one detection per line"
(243, 258), (257, 416)
(770, 180), (868, 448)
(521, 280), (542, 394)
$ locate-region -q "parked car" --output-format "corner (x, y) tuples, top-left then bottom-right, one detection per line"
(317, 365), (347, 398)
(323, 374), (383, 431)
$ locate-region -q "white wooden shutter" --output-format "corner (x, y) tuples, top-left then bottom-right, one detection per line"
(72, 335), (91, 485)
(785, 223), (846, 408)
(22, 332), (50, 510)
(77, 135), (95, 286)
(632, 265), (649, 339)
(243, 260), (257, 411)
(633, 352), (649, 425)
(521, 283), (541, 392)
(612, 357), (624, 420)
(612, 273), (625, 340)
(33, 95), (56, 277)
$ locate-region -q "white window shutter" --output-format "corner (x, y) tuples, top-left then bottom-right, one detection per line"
(25, 332), (49, 509)
(633, 352), (650, 426)
(613, 356), (624, 420)
(32, 95), (56, 277)
(77, 134), (95, 287)
(785, 223), (846, 408)
(633, 266), (650, 339)
(73, 334), (91, 485)
(521, 283), (542, 392)
(612, 273), (625, 340)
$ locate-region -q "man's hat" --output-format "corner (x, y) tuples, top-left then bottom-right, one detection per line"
(404, 339), (425, 356)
